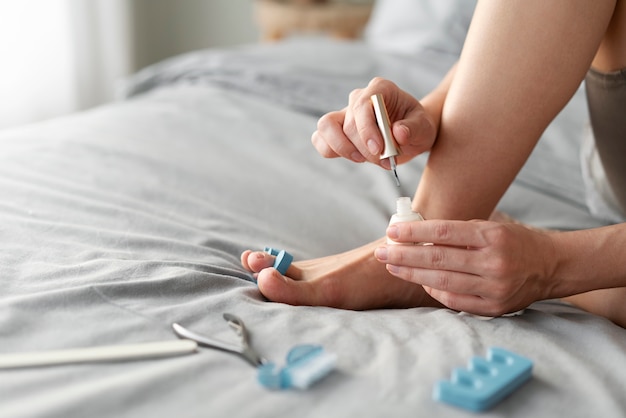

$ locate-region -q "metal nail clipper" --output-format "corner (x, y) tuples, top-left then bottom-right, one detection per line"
(174, 313), (338, 390)
(172, 313), (266, 367)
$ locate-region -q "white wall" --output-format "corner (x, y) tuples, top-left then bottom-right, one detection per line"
(130, 0), (260, 71)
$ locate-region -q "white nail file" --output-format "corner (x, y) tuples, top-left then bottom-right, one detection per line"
(0, 339), (198, 369)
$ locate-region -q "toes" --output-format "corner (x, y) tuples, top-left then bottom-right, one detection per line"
(240, 250), (253, 271)
(241, 250), (275, 273)
(257, 268), (315, 306)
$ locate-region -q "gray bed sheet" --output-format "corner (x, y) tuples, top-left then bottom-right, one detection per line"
(1, 38), (625, 418)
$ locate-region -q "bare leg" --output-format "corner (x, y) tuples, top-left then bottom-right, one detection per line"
(414, 0), (614, 220)
(242, 0), (619, 310)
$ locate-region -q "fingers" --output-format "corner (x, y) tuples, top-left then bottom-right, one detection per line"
(312, 77), (435, 166)
(312, 98), (380, 165)
(386, 219), (498, 249)
(421, 286), (507, 317)
(312, 110), (355, 160)
(375, 244), (495, 295)
(375, 243), (478, 273)
(376, 221), (515, 296)
(379, 246), (517, 316)
(344, 85), (385, 164)
(376, 220), (536, 316)
(391, 107), (437, 161)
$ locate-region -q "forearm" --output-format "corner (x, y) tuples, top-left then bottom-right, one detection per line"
(550, 224), (626, 297)
(413, 0), (615, 220)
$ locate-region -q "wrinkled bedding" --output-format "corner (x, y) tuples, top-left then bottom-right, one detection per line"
(1, 38), (625, 418)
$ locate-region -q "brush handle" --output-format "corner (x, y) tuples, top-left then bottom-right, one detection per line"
(371, 93), (399, 159)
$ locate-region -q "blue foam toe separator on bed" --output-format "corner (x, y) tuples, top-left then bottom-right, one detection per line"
(433, 347), (533, 412)
(273, 250), (293, 275)
(258, 345), (337, 390)
(264, 247), (293, 275)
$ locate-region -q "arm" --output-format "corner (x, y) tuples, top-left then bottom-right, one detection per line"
(552, 224), (626, 296)
(376, 0), (626, 324)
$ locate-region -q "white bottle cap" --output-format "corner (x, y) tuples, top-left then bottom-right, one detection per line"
(396, 197), (414, 216)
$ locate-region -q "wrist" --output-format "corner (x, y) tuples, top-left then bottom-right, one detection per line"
(548, 225), (626, 298)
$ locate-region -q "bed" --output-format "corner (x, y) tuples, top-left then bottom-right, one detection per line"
(2, 1), (626, 417)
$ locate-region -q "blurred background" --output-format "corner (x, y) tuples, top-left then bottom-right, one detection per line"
(0, 0), (258, 130)
(0, 0), (374, 130)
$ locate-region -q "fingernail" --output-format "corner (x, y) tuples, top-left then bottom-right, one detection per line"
(351, 151), (365, 162)
(375, 246), (387, 261)
(398, 124), (410, 139)
(387, 264), (399, 274)
(387, 224), (399, 240)
(367, 139), (380, 155)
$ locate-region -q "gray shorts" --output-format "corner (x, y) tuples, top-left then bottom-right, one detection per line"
(581, 67), (626, 223)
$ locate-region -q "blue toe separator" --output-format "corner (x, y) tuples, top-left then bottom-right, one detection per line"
(433, 347), (533, 412)
(258, 344), (337, 390)
(264, 247), (293, 275)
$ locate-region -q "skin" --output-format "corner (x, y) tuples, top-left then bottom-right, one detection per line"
(241, 0), (626, 327)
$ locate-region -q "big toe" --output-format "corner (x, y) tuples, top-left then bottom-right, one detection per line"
(257, 268), (317, 306)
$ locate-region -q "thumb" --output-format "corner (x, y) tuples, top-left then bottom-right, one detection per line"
(392, 109), (436, 156)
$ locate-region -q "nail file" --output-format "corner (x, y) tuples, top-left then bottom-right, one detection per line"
(0, 339), (198, 369)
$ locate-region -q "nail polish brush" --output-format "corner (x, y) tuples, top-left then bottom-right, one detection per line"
(371, 93), (401, 187)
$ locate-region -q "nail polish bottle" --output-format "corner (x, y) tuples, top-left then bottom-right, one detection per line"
(388, 197), (424, 244)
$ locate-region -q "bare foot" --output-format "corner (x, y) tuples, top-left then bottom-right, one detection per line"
(241, 238), (442, 310)
(241, 211), (519, 310)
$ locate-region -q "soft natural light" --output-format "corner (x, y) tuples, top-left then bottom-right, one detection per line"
(0, 0), (133, 130)
(0, 1), (77, 129)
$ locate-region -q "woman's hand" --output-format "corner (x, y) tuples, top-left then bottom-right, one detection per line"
(374, 219), (559, 317)
(311, 77), (438, 168)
